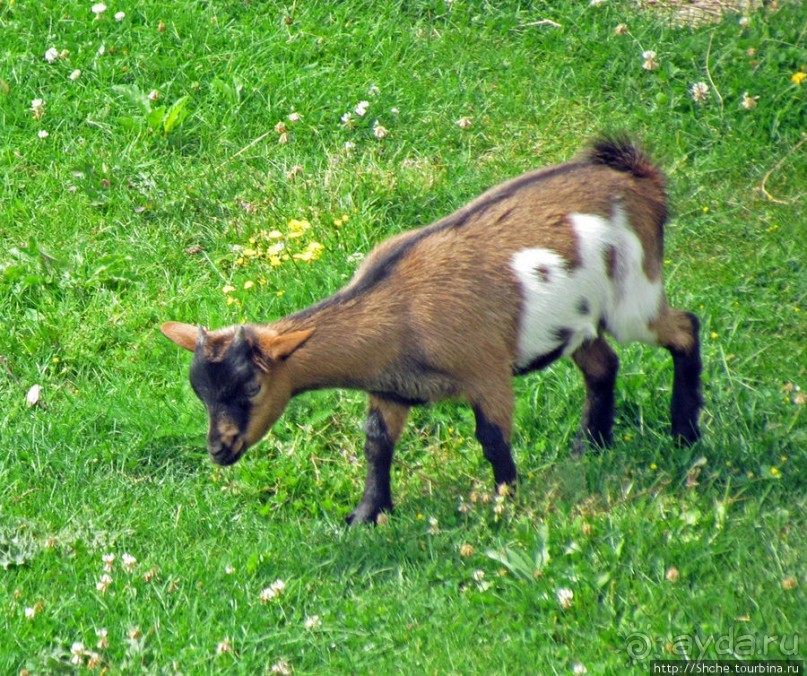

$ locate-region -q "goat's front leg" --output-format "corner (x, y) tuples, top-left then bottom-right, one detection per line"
(469, 375), (518, 490)
(347, 396), (410, 525)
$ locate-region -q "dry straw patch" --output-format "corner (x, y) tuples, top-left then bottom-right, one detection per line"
(635, 0), (766, 26)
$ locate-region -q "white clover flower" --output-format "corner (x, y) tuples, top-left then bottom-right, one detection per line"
(741, 92), (759, 110)
(572, 662), (588, 674)
(121, 553), (137, 573)
(25, 607), (37, 619)
(556, 587), (574, 608)
(44, 47), (60, 63)
(368, 85), (380, 97)
(31, 98), (45, 120)
(472, 569), (485, 582)
(260, 579), (286, 602)
(86, 652), (102, 669)
(354, 100), (370, 116)
(427, 517), (440, 535)
(96, 574), (113, 593)
(590, 0), (607, 6)
(343, 141), (356, 152)
(102, 553), (115, 572)
(456, 116), (472, 129)
(115, 11), (126, 21)
(147, 89), (161, 101)
(642, 50), (659, 71)
(287, 112), (302, 122)
(96, 628), (108, 650)
(373, 121), (388, 139)
(92, 3), (107, 19)
(270, 659), (292, 675)
(69, 69), (82, 81)
(70, 642), (86, 665)
(216, 638), (233, 654)
(304, 615), (321, 630)
(690, 81), (709, 103)
(97, 44), (105, 56)
(38, 130), (49, 139)
(739, 16), (750, 27)
(340, 112), (353, 127)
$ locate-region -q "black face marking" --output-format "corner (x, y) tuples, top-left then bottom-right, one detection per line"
(291, 162), (588, 322)
(189, 338), (259, 439)
(576, 298), (590, 315)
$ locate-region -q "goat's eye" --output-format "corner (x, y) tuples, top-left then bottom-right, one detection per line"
(245, 381), (261, 398)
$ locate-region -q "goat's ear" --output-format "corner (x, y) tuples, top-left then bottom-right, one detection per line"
(257, 328), (315, 362)
(161, 322), (201, 352)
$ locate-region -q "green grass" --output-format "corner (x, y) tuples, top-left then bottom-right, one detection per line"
(1, 0), (805, 672)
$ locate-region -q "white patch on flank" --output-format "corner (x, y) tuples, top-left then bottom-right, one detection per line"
(510, 206), (662, 370)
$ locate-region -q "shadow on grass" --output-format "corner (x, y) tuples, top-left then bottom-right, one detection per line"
(132, 434), (208, 479)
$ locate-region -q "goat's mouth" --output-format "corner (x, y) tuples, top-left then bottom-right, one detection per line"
(208, 438), (247, 466)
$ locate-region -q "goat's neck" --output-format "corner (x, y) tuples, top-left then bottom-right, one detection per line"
(272, 297), (396, 394)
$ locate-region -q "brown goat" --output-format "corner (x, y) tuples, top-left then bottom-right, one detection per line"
(161, 135), (703, 524)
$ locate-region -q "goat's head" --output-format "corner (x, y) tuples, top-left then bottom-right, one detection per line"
(161, 322), (313, 465)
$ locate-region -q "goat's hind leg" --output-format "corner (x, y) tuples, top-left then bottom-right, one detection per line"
(653, 306), (703, 444)
(571, 335), (619, 455)
(347, 396), (410, 525)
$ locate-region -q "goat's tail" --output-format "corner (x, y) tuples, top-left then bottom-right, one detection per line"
(584, 133), (665, 189)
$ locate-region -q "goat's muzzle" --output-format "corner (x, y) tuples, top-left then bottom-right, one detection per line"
(207, 436), (247, 466)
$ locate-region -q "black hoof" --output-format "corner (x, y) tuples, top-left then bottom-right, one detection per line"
(346, 501), (392, 526)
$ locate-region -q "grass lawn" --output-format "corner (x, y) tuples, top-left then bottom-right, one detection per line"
(1, 0), (804, 672)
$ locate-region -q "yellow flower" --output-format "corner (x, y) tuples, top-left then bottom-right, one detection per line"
(243, 281), (255, 290)
(293, 242), (325, 263)
(287, 219), (310, 238)
(770, 467), (781, 477)
(791, 71), (806, 85)
(222, 285), (236, 294)
(266, 229), (284, 239)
